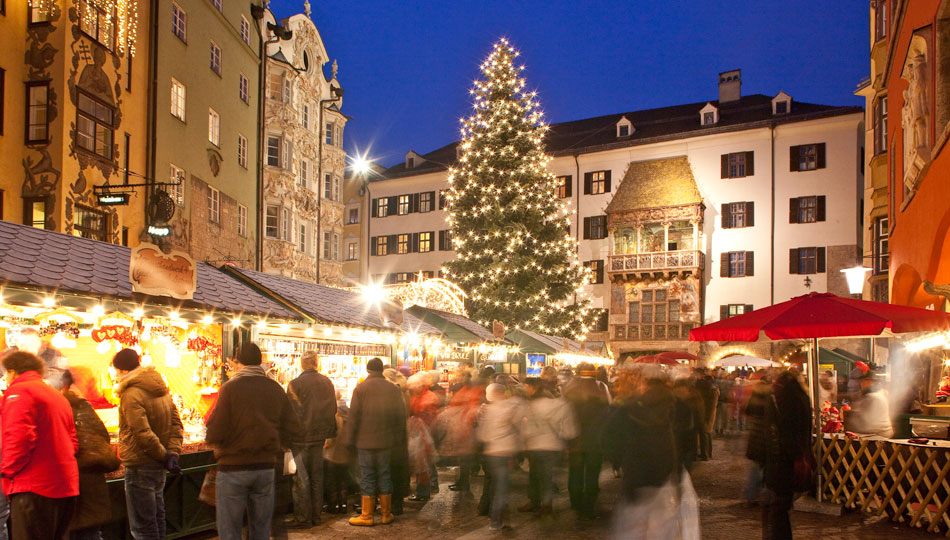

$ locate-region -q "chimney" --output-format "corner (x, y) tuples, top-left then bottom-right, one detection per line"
(718, 69), (741, 103)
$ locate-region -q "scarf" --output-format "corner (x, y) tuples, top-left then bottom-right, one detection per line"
(230, 364), (267, 380)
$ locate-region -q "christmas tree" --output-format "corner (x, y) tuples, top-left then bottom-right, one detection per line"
(444, 39), (592, 339)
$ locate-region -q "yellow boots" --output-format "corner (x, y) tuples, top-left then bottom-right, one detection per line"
(348, 496), (375, 526)
(379, 494), (395, 524)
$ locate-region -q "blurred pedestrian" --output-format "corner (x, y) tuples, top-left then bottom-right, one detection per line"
(285, 352), (337, 529)
(476, 384), (523, 531)
(694, 372), (719, 460)
(844, 371), (892, 438)
(519, 378), (576, 515)
(383, 367), (411, 515)
(432, 367), (482, 493)
(714, 370), (734, 435)
(113, 348), (183, 540)
(407, 372), (440, 502)
(345, 358), (407, 527)
(205, 344), (300, 540)
(562, 362), (611, 520)
(322, 396), (352, 514)
(671, 379), (703, 471)
(743, 372), (773, 506)
(1, 351), (78, 540)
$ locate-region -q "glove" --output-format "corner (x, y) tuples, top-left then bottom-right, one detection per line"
(165, 453), (181, 475)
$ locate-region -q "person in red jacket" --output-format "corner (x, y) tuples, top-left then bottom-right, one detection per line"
(1, 351), (79, 540)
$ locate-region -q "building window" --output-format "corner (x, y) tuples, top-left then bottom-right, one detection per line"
(874, 217), (889, 274)
(29, 0), (50, 23)
(348, 207), (359, 224)
(439, 229), (452, 251)
(76, 91), (115, 159)
(281, 208), (291, 241)
(627, 289), (681, 340)
(439, 190), (447, 210)
(346, 240), (358, 261)
(208, 108), (220, 146)
(556, 175), (572, 198)
(167, 164), (185, 206)
(281, 77), (292, 103)
(322, 231), (331, 259)
(25, 82), (50, 143)
(723, 201), (754, 229)
(790, 143), (826, 172)
(323, 173), (332, 200)
(208, 186), (220, 223)
(333, 177), (341, 202)
(397, 194), (410, 215)
(720, 151), (754, 178)
(873, 96), (887, 155)
(171, 2), (186, 42)
(240, 16), (250, 44)
(332, 233), (340, 261)
(618, 124), (629, 137)
(583, 215), (607, 240)
(775, 101), (788, 114)
(789, 247), (826, 275)
(584, 170), (609, 195)
(210, 0), (221, 11)
(265, 205), (279, 238)
(420, 191), (434, 213)
(238, 134), (247, 168)
(239, 73), (248, 103)
(0, 69), (5, 136)
(584, 260), (604, 284)
(874, 0), (887, 41)
(238, 204), (247, 237)
(79, 0), (115, 49)
(210, 42), (221, 75)
(298, 159), (308, 188)
(720, 304), (754, 320)
(325, 122), (334, 145)
(170, 78), (185, 121)
(590, 309), (608, 332)
(419, 231), (432, 253)
(789, 195), (826, 223)
(703, 112), (716, 125)
(374, 236), (388, 256)
(24, 197), (50, 229)
(375, 197), (389, 218)
(397, 233), (410, 254)
(614, 325), (626, 340)
(266, 136), (280, 167)
(72, 205), (107, 241)
(298, 223), (307, 253)
(721, 251), (754, 277)
(871, 280), (888, 303)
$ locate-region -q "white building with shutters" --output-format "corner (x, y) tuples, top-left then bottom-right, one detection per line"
(366, 71), (863, 357)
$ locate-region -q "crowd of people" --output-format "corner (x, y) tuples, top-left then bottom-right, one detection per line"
(0, 341), (863, 540)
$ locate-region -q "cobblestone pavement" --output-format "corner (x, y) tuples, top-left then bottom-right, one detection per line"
(209, 434), (937, 539)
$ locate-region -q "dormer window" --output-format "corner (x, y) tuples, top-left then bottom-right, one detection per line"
(407, 157), (414, 168)
(700, 103), (719, 126)
(616, 116), (633, 138)
(405, 150), (423, 169)
(772, 91), (792, 115)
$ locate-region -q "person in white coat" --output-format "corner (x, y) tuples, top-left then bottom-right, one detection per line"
(476, 384), (523, 531)
(519, 378), (577, 515)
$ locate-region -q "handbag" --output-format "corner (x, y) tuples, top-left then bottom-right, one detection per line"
(198, 468), (217, 506)
(791, 451), (816, 493)
(283, 450), (297, 475)
(76, 433), (121, 473)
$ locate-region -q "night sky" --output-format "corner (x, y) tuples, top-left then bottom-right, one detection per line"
(269, 0), (869, 168)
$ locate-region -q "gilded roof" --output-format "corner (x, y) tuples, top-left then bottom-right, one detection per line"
(605, 156), (702, 214)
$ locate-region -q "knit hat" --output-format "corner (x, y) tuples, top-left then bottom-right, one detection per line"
(367, 357), (385, 373)
(112, 348), (140, 371)
(234, 343), (262, 366)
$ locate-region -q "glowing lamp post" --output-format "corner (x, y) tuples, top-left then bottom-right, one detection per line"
(841, 266), (872, 296)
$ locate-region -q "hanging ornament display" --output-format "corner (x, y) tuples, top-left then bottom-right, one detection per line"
(35, 308), (82, 339)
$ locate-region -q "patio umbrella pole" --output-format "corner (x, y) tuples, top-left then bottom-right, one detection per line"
(811, 337), (822, 503)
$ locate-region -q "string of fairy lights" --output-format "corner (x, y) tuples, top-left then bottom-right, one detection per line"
(29, 0), (139, 56)
(442, 39), (593, 339)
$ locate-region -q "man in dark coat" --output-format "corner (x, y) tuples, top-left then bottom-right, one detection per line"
(562, 362), (611, 520)
(285, 351), (337, 529)
(345, 358), (407, 527)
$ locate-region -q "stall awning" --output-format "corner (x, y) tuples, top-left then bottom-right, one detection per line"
(506, 328), (603, 356)
(406, 305), (506, 344)
(224, 267), (442, 335)
(0, 221), (298, 318)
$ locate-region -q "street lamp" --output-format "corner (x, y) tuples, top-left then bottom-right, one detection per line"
(841, 266), (872, 296)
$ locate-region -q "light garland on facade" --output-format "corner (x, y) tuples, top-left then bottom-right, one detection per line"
(444, 38), (592, 339)
(61, 0), (140, 56)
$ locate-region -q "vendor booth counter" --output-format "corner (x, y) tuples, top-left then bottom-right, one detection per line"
(819, 434), (950, 536)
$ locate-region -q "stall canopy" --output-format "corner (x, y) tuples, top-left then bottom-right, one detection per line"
(223, 267), (441, 335)
(406, 305), (505, 344)
(506, 328), (607, 357)
(715, 355), (779, 367)
(0, 220), (298, 319)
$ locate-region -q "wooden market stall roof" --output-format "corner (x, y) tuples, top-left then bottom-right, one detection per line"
(505, 328), (606, 357)
(224, 266), (442, 335)
(406, 305), (507, 344)
(0, 220), (298, 319)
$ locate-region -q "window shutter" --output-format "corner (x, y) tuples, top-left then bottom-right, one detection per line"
(789, 249), (799, 274)
(817, 196), (826, 222)
(583, 217), (591, 239)
(789, 197), (800, 223)
(721, 154), (729, 178)
(744, 304), (754, 314)
(411, 193), (420, 213)
(388, 235), (396, 253)
(721, 204), (732, 229)
(745, 151), (755, 175)
(596, 260), (604, 283)
(789, 145), (800, 171)
(411, 233), (420, 253)
(817, 143), (827, 169)
(429, 231), (435, 252)
(438, 230), (445, 251)
(371, 198), (378, 218)
(720, 305), (729, 320)
(564, 176), (572, 197)
(583, 172), (592, 195)
(604, 170), (612, 193)
(387, 197), (397, 215)
(817, 247), (826, 273)
(746, 201), (755, 227)
(370, 237), (377, 256)
(720, 254), (729, 277)
(745, 251), (754, 276)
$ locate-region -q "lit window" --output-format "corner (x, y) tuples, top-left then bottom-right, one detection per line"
(556, 175), (571, 198)
(419, 192), (433, 212)
(72, 206), (108, 241)
(375, 236), (388, 256)
(29, 0), (50, 23)
(346, 241), (358, 261)
(167, 164), (185, 206)
(208, 187), (220, 223)
(799, 144), (817, 171)
(238, 134), (247, 168)
(266, 136), (280, 167)
(79, 0), (114, 49)
(265, 205), (279, 238)
(171, 2), (186, 41)
(170, 78), (186, 121)
(376, 197), (389, 217)
(76, 91), (114, 159)
(874, 217), (889, 274)
(397, 195), (410, 215)
(588, 171), (607, 194)
(348, 207), (359, 224)
(208, 108), (220, 146)
(238, 204), (247, 237)
(419, 232), (432, 252)
(26, 82), (50, 143)
(397, 233), (410, 254)
(584, 260), (604, 284)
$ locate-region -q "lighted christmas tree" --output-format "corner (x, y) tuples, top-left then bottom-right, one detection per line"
(444, 39), (592, 339)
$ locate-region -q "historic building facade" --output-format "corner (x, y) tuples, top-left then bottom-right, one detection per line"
(260, 9), (346, 285)
(0, 0), (148, 244)
(885, 0), (950, 311)
(368, 72), (864, 356)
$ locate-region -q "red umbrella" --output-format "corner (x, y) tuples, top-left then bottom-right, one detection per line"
(689, 292), (950, 342)
(654, 351), (699, 362)
(627, 354), (679, 366)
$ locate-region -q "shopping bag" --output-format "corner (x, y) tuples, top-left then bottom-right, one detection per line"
(283, 450), (297, 475)
(678, 470), (701, 540)
(198, 468), (217, 506)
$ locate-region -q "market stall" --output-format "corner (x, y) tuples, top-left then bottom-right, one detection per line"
(505, 328), (613, 374)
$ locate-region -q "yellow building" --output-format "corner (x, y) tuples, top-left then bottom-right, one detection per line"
(0, 0), (149, 243)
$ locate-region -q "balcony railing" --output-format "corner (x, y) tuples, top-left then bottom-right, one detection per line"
(608, 249), (704, 273)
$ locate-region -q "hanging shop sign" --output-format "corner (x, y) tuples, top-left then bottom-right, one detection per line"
(445, 348), (475, 363)
(284, 339), (391, 358)
(130, 243), (197, 300)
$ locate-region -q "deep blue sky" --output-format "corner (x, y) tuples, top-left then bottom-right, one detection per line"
(271, 0), (869, 168)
